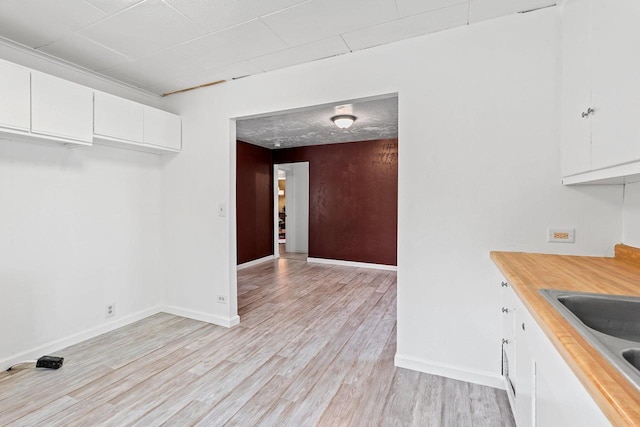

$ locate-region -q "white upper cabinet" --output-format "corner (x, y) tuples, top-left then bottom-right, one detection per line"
(94, 91), (144, 143)
(0, 59), (30, 133)
(0, 58), (181, 153)
(562, 0), (640, 184)
(590, 0), (640, 170)
(31, 72), (93, 144)
(143, 107), (181, 151)
(561, 0), (592, 177)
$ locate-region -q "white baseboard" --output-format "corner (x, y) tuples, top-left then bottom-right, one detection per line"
(0, 306), (162, 371)
(162, 305), (240, 328)
(307, 257), (397, 271)
(394, 353), (504, 389)
(237, 255), (274, 270)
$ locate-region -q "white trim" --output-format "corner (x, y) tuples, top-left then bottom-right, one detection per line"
(562, 160), (640, 185)
(162, 305), (240, 328)
(307, 257), (397, 271)
(0, 306), (162, 371)
(394, 353), (504, 389)
(237, 255), (275, 270)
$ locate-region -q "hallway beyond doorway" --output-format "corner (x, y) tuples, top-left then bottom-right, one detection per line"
(279, 243), (307, 261)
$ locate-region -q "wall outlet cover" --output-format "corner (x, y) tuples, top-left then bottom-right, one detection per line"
(547, 228), (575, 243)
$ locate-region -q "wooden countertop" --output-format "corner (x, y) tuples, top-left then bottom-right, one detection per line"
(491, 245), (640, 427)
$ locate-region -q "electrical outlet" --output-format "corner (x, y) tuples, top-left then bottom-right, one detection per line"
(217, 295), (227, 304)
(105, 303), (115, 318)
(548, 228), (575, 243)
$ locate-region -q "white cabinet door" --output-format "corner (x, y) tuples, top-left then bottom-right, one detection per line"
(0, 59), (30, 132)
(94, 91), (143, 143)
(561, 0), (592, 176)
(143, 106), (181, 151)
(501, 283), (516, 381)
(31, 72), (93, 143)
(514, 298), (535, 427)
(590, 0), (640, 169)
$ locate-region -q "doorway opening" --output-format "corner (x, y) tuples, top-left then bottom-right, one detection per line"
(274, 162), (309, 261)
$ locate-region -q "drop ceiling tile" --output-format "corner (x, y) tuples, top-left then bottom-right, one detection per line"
(164, 0), (308, 33)
(83, 0), (143, 14)
(395, 0), (469, 17)
(343, 3), (469, 51)
(249, 36), (350, 72)
(169, 19), (288, 72)
(80, 0), (204, 59)
(38, 34), (128, 71)
(179, 61), (263, 88)
(469, 0), (556, 23)
(261, 0), (399, 47)
(0, 0), (105, 48)
(101, 50), (189, 87)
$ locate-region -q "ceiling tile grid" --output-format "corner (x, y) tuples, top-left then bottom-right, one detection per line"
(343, 3), (470, 51)
(0, 0), (556, 94)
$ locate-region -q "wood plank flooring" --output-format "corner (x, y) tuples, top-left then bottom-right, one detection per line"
(0, 256), (515, 426)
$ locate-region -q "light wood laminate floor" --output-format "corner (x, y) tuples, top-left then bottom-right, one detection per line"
(0, 257), (514, 426)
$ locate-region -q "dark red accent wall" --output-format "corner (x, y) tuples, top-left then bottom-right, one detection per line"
(273, 139), (398, 266)
(236, 140), (273, 265)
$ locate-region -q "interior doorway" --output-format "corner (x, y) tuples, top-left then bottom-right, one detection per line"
(274, 162), (309, 260)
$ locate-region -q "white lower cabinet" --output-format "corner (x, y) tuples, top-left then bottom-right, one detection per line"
(31, 72), (93, 144)
(501, 283), (610, 426)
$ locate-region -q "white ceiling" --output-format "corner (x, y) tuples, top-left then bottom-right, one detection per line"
(0, 0), (556, 96)
(237, 96), (398, 148)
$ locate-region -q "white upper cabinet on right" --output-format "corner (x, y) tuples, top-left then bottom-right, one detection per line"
(562, 0), (640, 184)
(560, 0), (592, 177)
(590, 0), (640, 170)
(0, 59), (30, 134)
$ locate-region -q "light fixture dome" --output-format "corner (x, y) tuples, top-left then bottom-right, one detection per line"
(331, 114), (356, 129)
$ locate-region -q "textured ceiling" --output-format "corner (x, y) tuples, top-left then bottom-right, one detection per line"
(237, 96), (398, 149)
(0, 0), (556, 95)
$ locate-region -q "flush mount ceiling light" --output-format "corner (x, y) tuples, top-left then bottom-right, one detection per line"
(331, 114), (356, 129)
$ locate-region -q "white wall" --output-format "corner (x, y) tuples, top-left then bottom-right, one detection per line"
(161, 8), (622, 387)
(0, 139), (164, 368)
(623, 182), (640, 246)
(283, 162), (309, 254)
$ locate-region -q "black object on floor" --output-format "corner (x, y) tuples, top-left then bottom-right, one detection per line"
(36, 356), (64, 369)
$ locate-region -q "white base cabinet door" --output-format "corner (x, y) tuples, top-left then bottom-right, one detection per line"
(499, 280), (610, 426)
(0, 59), (30, 133)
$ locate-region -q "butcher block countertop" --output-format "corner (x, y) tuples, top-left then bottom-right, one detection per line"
(491, 245), (640, 427)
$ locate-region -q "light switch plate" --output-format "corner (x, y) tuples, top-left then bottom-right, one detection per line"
(218, 203), (226, 217)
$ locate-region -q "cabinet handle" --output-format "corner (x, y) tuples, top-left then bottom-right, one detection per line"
(522, 322), (526, 331)
(581, 107), (594, 118)
(502, 339), (509, 345)
(501, 281), (508, 287)
(502, 307), (509, 313)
